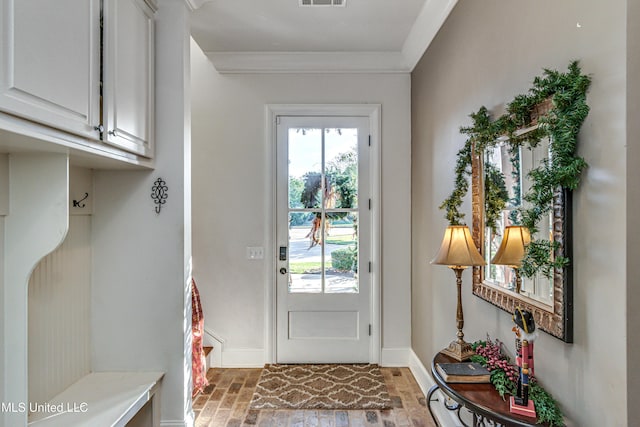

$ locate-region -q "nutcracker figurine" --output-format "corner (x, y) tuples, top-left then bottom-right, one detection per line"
(510, 307), (537, 418)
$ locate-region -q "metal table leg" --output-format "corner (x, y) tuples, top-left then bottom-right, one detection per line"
(426, 384), (441, 426)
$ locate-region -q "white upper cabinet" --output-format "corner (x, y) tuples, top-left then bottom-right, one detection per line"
(103, 0), (155, 158)
(0, 0), (156, 161)
(0, 0), (101, 139)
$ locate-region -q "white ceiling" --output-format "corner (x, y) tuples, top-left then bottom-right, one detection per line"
(189, 0), (458, 73)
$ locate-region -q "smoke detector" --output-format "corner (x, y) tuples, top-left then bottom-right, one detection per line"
(299, 0), (345, 6)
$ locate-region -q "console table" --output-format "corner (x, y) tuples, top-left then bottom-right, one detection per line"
(427, 352), (550, 427)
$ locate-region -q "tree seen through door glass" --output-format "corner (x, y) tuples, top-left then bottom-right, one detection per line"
(287, 128), (359, 294)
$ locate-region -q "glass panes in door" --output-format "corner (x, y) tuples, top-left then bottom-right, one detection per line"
(287, 127), (359, 294)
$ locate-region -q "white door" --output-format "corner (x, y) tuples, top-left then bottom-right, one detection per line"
(276, 116), (371, 363)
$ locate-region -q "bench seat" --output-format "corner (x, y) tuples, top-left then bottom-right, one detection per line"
(28, 372), (164, 427)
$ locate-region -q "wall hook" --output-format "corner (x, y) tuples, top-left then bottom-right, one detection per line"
(72, 192), (89, 208)
(151, 178), (168, 214)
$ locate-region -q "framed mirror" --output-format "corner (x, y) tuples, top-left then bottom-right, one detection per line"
(439, 62), (590, 344)
(471, 126), (573, 342)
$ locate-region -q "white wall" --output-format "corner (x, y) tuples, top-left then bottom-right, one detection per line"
(191, 40), (412, 364)
(91, 1), (192, 425)
(627, 0), (640, 422)
(0, 155), (7, 215)
(2, 154), (69, 427)
(28, 166), (93, 405)
(411, 1), (627, 426)
(28, 216), (92, 405)
(0, 154), (6, 417)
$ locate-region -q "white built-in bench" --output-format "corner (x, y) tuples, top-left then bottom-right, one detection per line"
(28, 372), (164, 427)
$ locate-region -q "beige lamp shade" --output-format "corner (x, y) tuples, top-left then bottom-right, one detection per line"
(491, 225), (531, 267)
(432, 225), (486, 267)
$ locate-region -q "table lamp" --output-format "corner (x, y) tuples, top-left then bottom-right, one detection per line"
(491, 225), (531, 293)
(432, 225), (486, 361)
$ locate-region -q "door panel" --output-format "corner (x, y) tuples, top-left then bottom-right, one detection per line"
(103, 0), (155, 157)
(288, 311), (359, 339)
(0, 0), (100, 137)
(276, 116), (370, 363)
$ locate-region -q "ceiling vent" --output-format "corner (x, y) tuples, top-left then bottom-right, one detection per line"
(299, 0), (345, 6)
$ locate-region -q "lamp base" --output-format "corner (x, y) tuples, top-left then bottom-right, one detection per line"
(441, 340), (475, 362)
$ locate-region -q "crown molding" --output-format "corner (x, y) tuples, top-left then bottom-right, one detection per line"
(402, 0), (459, 70)
(205, 51), (410, 74)
(197, 0), (458, 73)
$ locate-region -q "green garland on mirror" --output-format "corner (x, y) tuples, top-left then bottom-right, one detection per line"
(484, 160), (509, 235)
(439, 61), (591, 278)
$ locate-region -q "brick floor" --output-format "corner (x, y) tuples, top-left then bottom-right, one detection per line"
(193, 367), (436, 427)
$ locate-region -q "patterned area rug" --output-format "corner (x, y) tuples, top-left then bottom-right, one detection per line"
(249, 364), (392, 410)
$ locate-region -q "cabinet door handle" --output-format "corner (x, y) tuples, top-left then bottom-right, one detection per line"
(94, 125), (104, 133)
(108, 129), (118, 137)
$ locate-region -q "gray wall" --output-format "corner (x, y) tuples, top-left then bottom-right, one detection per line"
(191, 40), (412, 363)
(411, 1), (628, 425)
(627, 0), (640, 423)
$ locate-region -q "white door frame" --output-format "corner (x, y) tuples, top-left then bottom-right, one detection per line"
(264, 104), (382, 364)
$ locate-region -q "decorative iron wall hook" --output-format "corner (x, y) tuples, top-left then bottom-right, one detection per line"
(151, 178), (168, 214)
(72, 192), (89, 208)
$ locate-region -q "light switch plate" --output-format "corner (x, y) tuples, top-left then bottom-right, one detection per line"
(246, 246), (264, 260)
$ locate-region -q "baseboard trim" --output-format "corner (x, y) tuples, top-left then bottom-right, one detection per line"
(203, 327), (226, 345)
(380, 347), (411, 367)
(160, 420), (188, 427)
(218, 347), (410, 368)
(408, 349), (461, 427)
(408, 349), (435, 396)
(221, 348), (265, 368)
(203, 328), (225, 368)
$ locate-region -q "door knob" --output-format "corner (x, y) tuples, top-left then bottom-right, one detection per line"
(279, 267), (287, 275)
